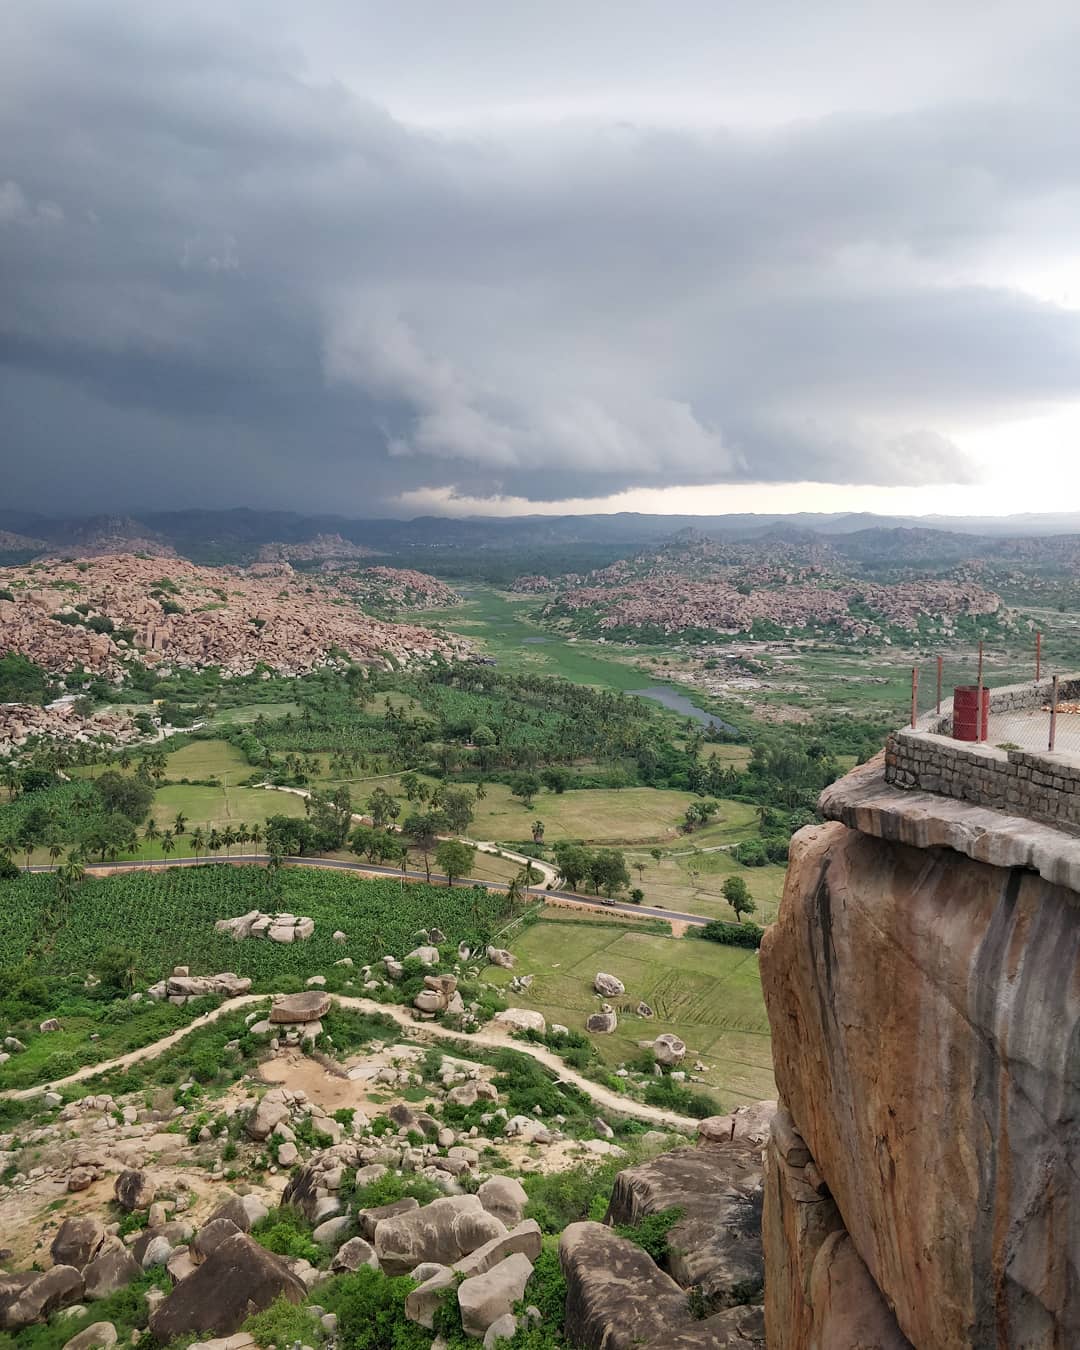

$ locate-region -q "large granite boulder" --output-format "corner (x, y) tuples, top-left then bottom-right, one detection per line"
(585, 1011), (617, 1034)
(458, 1252), (534, 1339)
(643, 1305), (766, 1347)
(559, 1222), (694, 1350)
(206, 1193), (268, 1233)
(61, 1321), (118, 1350)
(191, 1218), (242, 1264)
(374, 1196), (507, 1276)
(356, 1197), (420, 1242)
(453, 1221), (542, 1278)
(269, 991), (330, 1024)
(0, 1267), (84, 1330)
(50, 1217), (107, 1270)
(493, 1008), (546, 1035)
(148, 1233), (306, 1341)
(113, 1169), (155, 1211)
(652, 1033), (686, 1066)
(593, 972), (625, 996)
(477, 1176), (528, 1227)
(82, 1245), (141, 1300)
(761, 818), (1080, 1348)
(604, 1143), (763, 1309)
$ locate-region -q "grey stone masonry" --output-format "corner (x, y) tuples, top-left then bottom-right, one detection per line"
(885, 674), (1080, 830)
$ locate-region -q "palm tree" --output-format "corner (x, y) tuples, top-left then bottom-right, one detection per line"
(56, 852), (86, 908)
(235, 823), (248, 855)
(118, 749), (132, 772)
(161, 830), (175, 866)
(249, 822), (263, 853)
(222, 827), (236, 857)
(173, 811), (188, 837)
(208, 828), (222, 857)
(48, 838), (64, 869)
(531, 820), (545, 844)
(190, 826), (205, 861)
(2, 762), (20, 801)
(144, 819), (160, 865)
(475, 780), (487, 802)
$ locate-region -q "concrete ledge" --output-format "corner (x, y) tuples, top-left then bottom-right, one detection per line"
(821, 756), (1080, 894)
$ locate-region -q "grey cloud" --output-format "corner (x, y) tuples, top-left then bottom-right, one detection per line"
(2, 2), (1080, 512)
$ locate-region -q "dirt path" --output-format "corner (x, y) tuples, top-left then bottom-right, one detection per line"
(1, 994), (698, 1132)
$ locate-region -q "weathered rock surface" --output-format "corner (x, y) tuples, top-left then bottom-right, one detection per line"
(148, 1233), (306, 1341)
(761, 817), (1080, 1348)
(486, 947), (515, 969)
(375, 1196), (507, 1276)
(0, 1267), (84, 1331)
(605, 1143), (763, 1308)
(113, 1169), (154, 1212)
(585, 1011), (617, 1034)
(458, 1252), (533, 1339)
(61, 1321), (118, 1350)
(50, 1217), (107, 1271)
(652, 1033), (686, 1066)
(82, 1246), (140, 1300)
(331, 1237), (378, 1273)
(593, 972), (625, 996)
(559, 1222), (694, 1350)
(477, 1176), (528, 1227)
(453, 1220), (542, 1278)
(269, 991), (330, 1023)
(642, 1304), (766, 1348)
(192, 1218), (242, 1265)
(493, 1007), (546, 1035)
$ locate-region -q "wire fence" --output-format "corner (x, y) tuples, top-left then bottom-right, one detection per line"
(907, 634), (1080, 758)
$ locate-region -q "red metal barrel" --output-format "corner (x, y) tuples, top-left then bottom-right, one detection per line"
(953, 685), (989, 741)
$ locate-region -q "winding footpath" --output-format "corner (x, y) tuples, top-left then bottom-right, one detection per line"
(0, 992), (700, 1133)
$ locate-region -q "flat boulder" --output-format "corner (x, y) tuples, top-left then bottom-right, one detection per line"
(586, 1011), (617, 1034)
(493, 1008), (546, 1035)
(113, 1170), (155, 1212)
(486, 947), (515, 969)
(269, 991), (330, 1024)
(405, 946), (440, 966)
(374, 1196), (507, 1276)
(148, 1233), (306, 1341)
(51, 1217), (106, 1270)
(82, 1246), (140, 1300)
(604, 1143), (763, 1309)
(0, 1267), (84, 1331)
(560, 1222), (693, 1350)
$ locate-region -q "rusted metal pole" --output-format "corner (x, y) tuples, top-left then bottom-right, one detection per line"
(936, 655), (943, 714)
(1036, 631), (1042, 682)
(1050, 674), (1059, 752)
(911, 666), (919, 728)
(977, 641), (985, 742)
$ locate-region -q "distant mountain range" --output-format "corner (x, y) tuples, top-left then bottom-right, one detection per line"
(2, 507), (1080, 573)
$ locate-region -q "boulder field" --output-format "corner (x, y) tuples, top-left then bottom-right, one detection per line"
(760, 810), (1080, 1348)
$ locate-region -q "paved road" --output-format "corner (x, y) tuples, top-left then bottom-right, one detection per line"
(28, 854), (710, 927)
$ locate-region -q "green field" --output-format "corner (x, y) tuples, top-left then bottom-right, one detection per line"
(628, 848), (788, 924)
(0, 864), (528, 1089)
(471, 783), (701, 844)
(484, 912), (775, 1110)
(204, 700), (301, 728)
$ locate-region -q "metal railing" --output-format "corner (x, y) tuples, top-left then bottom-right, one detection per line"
(907, 634), (1080, 757)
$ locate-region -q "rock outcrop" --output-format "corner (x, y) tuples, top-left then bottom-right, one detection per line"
(605, 1142), (763, 1310)
(148, 1233), (306, 1341)
(760, 809), (1080, 1348)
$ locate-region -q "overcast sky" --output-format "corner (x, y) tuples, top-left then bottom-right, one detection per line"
(3, 0), (1080, 519)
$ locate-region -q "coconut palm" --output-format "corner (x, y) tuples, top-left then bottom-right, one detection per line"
(144, 819), (160, 866)
(190, 826), (205, 860)
(207, 828), (222, 857)
(249, 823), (263, 853)
(173, 811), (188, 837)
(161, 830), (175, 865)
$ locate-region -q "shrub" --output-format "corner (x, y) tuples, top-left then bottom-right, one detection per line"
(244, 1295), (324, 1349)
(523, 1158), (625, 1233)
(697, 920), (764, 949)
(322, 1266), (431, 1350)
(250, 1208), (321, 1264)
(643, 1076), (720, 1120)
(349, 1171), (442, 1210)
(613, 1206), (684, 1261)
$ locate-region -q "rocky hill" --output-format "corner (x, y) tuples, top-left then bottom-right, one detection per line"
(0, 555), (467, 680)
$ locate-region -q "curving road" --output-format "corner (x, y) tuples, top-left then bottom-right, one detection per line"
(28, 853), (710, 927)
(0, 991), (701, 1133)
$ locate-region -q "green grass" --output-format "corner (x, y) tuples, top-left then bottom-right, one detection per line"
(204, 700), (301, 727)
(484, 913), (774, 1111)
(472, 783), (701, 844)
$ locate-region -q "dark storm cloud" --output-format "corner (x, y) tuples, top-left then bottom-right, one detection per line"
(3, 1), (1080, 512)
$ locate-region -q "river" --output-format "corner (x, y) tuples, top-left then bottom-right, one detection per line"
(630, 685), (739, 734)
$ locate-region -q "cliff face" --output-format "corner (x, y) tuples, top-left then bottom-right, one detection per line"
(760, 819), (1080, 1349)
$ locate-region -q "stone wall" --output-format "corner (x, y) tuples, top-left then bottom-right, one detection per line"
(884, 673), (1080, 828)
